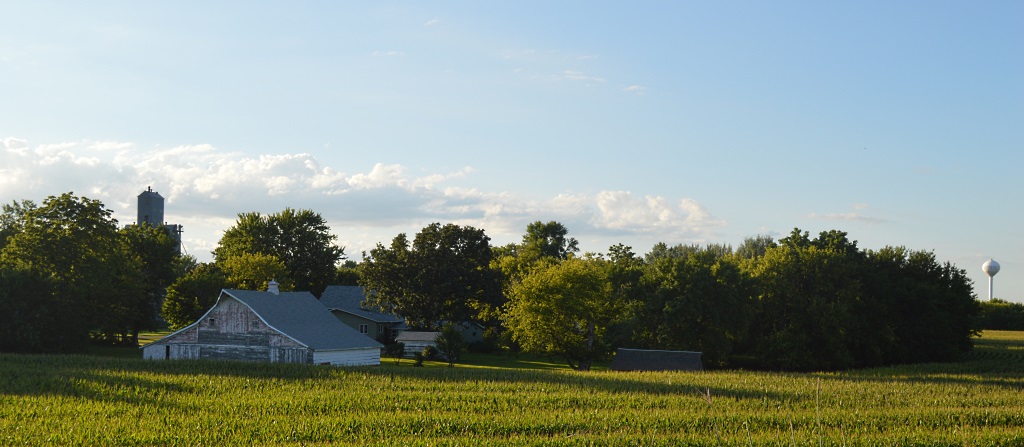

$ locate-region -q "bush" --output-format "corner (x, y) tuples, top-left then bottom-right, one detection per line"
(421, 345), (439, 360)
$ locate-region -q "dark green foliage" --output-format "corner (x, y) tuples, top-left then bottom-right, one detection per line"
(335, 260), (360, 286)
(214, 208), (344, 296)
(978, 299), (1024, 330)
(634, 249), (751, 368)
(383, 342), (405, 365)
(520, 220), (579, 260)
(434, 323), (466, 367)
(0, 192), (154, 348)
(118, 223), (181, 343)
(162, 263), (227, 329)
(0, 265), (86, 352)
(362, 223), (502, 330)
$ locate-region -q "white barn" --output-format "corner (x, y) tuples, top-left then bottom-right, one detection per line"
(142, 286), (383, 366)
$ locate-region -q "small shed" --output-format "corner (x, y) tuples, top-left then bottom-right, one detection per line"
(609, 348), (704, 372)
(142, 287), (383, 366)
(395, 331), (440, 357)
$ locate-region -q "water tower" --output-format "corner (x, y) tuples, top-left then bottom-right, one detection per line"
(982, 258), (1000, 301)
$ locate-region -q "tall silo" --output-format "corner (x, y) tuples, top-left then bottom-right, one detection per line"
(137, 186), (164, 226)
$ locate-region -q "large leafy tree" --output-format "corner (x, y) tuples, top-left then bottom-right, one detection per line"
(220, 252), (292, 291)
(213, 208), (344, 296)
(0, 192), (143, 347)
(362, 223), (503, 330)
(865, 246), (978, 364)
(119, 223), (181, 343)
(634, 248), (752, 367)
(162, 263), (227, 329)
(0, 265), (75, 352)
(503, 257), (623, 371)
(521, 220), (579, 261)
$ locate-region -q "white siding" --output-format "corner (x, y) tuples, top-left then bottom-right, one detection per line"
(401, 341), (437, 357)
(313, 348), (380, 366)
(142, 343), (200, 361)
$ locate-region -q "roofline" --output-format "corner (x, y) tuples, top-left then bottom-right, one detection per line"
(328, 307), (404, 323)
(139, 289), (311, 349)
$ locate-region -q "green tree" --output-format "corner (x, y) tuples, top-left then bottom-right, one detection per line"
(503, 257), (622, 371)
(119, 223), (181, 343)
(865, 246), (978, 363)
(743, 229), (865, 371)
(521, 221), (579, 261)
(213, 208), (344, 296)
(162, 263), (227, 329)
(220, 252), (292, 291)
(434, 323), (466, 367)
(362, 223), (503, 329)
(734, 234), (776, 259)
(0, 200), (36, 251)
(0, 265), (77, 352)
(0, 192), (143, 347)
(335, 260), (361, 286)
(635, 249), (751, 367)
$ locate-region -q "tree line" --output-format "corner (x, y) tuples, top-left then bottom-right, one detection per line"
(0, 192), (981, 372)
(359, 223), (979, 371)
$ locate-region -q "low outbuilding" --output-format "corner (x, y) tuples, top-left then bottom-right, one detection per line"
(142, 283), (383, 366)
(609, 348), (704, 372)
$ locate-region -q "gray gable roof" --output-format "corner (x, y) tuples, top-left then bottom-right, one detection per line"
(609, 348), (703, 372)
(320, 285), (405, 324)
(222, 289), (383, 351)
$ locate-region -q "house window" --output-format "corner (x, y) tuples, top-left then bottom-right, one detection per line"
(359, 324), (368, 334)
(377, 324), (387, 335)
(391, 329), (399, 338)
(208, 318), (216, 326)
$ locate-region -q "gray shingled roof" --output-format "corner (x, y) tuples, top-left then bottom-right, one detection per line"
(320, 285), (405, 324)
(609, 348), (703, 372)
(396, 331), (441, 342)
(223, 289), (383, 351)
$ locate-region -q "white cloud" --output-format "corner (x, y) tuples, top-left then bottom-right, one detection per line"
(624, 85), (646, 95)
(423, 19), (441, 26)
(1, 138), (728, 261)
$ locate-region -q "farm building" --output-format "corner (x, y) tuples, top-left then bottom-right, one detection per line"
(142, 284), (383, 366)
(609, 348), (704, 372)
(320, 285), (408, 341)
(395, 331), (440, 357)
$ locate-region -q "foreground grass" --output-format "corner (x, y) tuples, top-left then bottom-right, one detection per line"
(2, 333), (1024, 446)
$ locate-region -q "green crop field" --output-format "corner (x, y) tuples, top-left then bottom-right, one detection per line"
(3, 332), (1024, 446)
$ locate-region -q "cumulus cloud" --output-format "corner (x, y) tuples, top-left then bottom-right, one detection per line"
(1, 138), (727, 260)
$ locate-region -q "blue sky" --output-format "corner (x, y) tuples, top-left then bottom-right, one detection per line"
(2, 2), (1021, 301)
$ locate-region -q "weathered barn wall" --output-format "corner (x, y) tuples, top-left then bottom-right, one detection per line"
(144, 297), (311, 363)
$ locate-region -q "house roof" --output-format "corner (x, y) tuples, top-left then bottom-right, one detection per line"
(320, 285), (405, 324)
(609, 348), (703, 372)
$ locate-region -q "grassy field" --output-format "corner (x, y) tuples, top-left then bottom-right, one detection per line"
(2, 332), (1024, 446)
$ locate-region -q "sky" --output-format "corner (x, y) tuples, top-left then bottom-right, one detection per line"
(2, 2), (1021, 302)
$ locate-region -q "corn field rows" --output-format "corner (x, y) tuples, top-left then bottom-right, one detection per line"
(2, 332), (1024, 446)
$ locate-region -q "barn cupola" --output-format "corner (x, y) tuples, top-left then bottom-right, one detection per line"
(267, 279), (280, 295)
